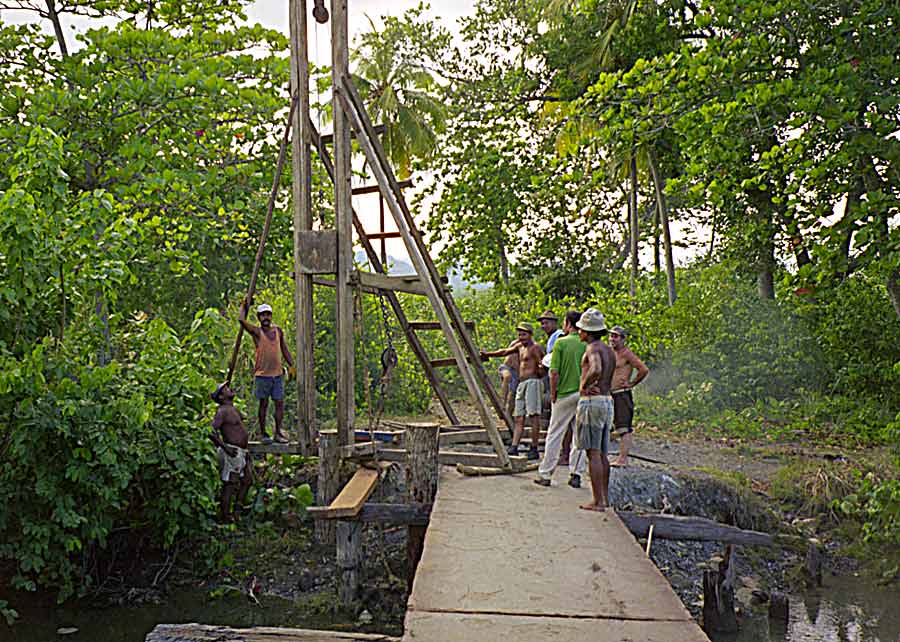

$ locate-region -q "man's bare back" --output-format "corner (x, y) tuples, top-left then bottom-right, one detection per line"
(580, 340), (615, 396)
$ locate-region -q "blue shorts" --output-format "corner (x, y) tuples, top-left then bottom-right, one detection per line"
(255, 375), (284, 401)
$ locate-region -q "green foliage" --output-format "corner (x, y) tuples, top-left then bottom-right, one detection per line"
(0, 598), (18, 625)
(0, 317), (220, 600)
(838, 476), (900, 548)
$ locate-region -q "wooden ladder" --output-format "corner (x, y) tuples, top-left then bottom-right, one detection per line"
(322, 75), (514, 468)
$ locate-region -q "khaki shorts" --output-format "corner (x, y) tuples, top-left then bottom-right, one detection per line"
(514, 378), (542, 417)
(575, 396), (613, 454)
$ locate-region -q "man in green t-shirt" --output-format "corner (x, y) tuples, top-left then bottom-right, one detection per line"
(534, 311), (588, 488)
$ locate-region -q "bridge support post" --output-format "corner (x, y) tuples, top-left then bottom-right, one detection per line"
(316, 429), (339, 545)
(336, 520), (362, 605)
(405, 422), (440, 590)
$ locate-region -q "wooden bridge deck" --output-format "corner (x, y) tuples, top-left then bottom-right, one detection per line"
(403, 468), (709, 642)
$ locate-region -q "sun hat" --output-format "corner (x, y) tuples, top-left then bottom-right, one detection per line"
(576, 308), (607, 333)
(256, 303), (273, 314)
(610, 325), (628, 338)
(515, 322), (534, 334)
(537, 310), (558, 322)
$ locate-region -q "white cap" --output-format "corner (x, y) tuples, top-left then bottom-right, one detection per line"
(256, 303), (273, 314)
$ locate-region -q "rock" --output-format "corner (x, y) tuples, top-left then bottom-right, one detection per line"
(357, 609), (373, 625)
(57, 628), (79, 635)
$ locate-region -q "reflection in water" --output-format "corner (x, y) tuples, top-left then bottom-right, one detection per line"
(712, 575), (900, 642)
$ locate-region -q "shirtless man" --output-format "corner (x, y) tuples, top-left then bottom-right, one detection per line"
(608, 325), (649, 467)
(574, 309), (616, 511)
(482, 323), (545, 460)
(239, 302), (295, 444)
(209, 383), (252, 522)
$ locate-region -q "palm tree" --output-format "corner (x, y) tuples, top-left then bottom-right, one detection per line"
(352, 17), (446, 179)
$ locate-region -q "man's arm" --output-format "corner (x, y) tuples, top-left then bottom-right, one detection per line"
(549, 369), (560, 403)
(627, 350), (649, 387)
(238, 302), (260, 337)
(279, 328), (294, 368)
(481, 342), (521, 359)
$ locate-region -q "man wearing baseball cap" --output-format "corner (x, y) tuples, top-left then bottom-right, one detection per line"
(239, 301), (295, 444)
(481, 322), (546, 460)
(608, 325), (648, 467)
(575, 308), (616, 511)
(209, 383), (252, 522)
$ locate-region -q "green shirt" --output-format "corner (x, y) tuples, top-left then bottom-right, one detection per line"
(549, 333), (586, 397)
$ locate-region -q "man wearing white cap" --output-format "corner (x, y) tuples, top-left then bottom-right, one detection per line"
(240, 302), (295, 444)
(575, 308), (616, 511)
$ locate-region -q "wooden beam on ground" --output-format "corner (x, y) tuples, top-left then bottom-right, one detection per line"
(307, 467), (381, 519)
(379, 448), (527, 469)
(617, 512), (780, 547)
(353, 502), (431, 525)
(145, 624), (401, 642)
(457, 462), (540, 476)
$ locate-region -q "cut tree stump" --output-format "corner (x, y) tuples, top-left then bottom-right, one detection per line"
(405, 423), (440, 588)
(702, 544), (739, 635)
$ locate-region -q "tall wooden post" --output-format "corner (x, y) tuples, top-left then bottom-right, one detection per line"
(336, 521), (362, 605)
(290, 0), (315, 454)
(316, 430), (339, 545)
(331, 0), (354, 448)
(405, 422), (439, 589)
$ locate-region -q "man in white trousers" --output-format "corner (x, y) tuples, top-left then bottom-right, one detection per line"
(534, 311), (588, 488)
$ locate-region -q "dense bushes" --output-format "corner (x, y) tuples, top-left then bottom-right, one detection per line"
(0, 315), (221, 600)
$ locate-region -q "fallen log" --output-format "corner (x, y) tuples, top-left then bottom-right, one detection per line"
(146, 623), (401, 642)
(617, 511), (789, 548)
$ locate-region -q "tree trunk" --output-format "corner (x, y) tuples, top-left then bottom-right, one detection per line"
(647, 151), (676, 305)
(887, 268), (900, 319)
(45, 0), (69, 58)
(629, 156), (639, 301)
(498, 235), (510, 286)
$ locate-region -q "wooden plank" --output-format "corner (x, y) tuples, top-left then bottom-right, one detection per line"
(376, 448), (527, 469)
(332, 0), (353, 448)
(356, 270), (427, 295)
(296, 230), (337, 274)
(353, 502), (431, 525)
(146, 623), (400, 641)
(306, 467), (380, 519)
(361, 231), (402, 241)
(351, 179), (412, 195)
(248, 441), (303, 455)
(307, 122), (459, 426)
(429, 357), (458, 368)
(456, 462), (540, 476)
(409, 321), (475, 331)
(336, 78), (510, 467)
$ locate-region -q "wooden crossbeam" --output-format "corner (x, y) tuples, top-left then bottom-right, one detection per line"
(362, 231), (403, 241)
(356, 271), (428, 296)
(409, 321), (475, 331)
(319, 123), (387, 145)
(248, 441), (303, 455)
(352, 179), (413, 196)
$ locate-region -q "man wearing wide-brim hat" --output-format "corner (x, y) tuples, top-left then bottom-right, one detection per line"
(574, 308), (616, 511)
(481, 322), (546, 460)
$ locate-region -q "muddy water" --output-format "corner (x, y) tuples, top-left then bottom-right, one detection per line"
(712, 575), (900, 642)
(2, 588), (377, 642)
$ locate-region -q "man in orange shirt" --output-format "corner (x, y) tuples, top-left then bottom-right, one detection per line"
(239, 302), (295, 444)
(608, 325), (648, 467)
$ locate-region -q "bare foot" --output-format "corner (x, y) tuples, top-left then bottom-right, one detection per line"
(274, 433), (289, 444)
(579, 503), (607, 512)
(610, 459), (627, 468)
